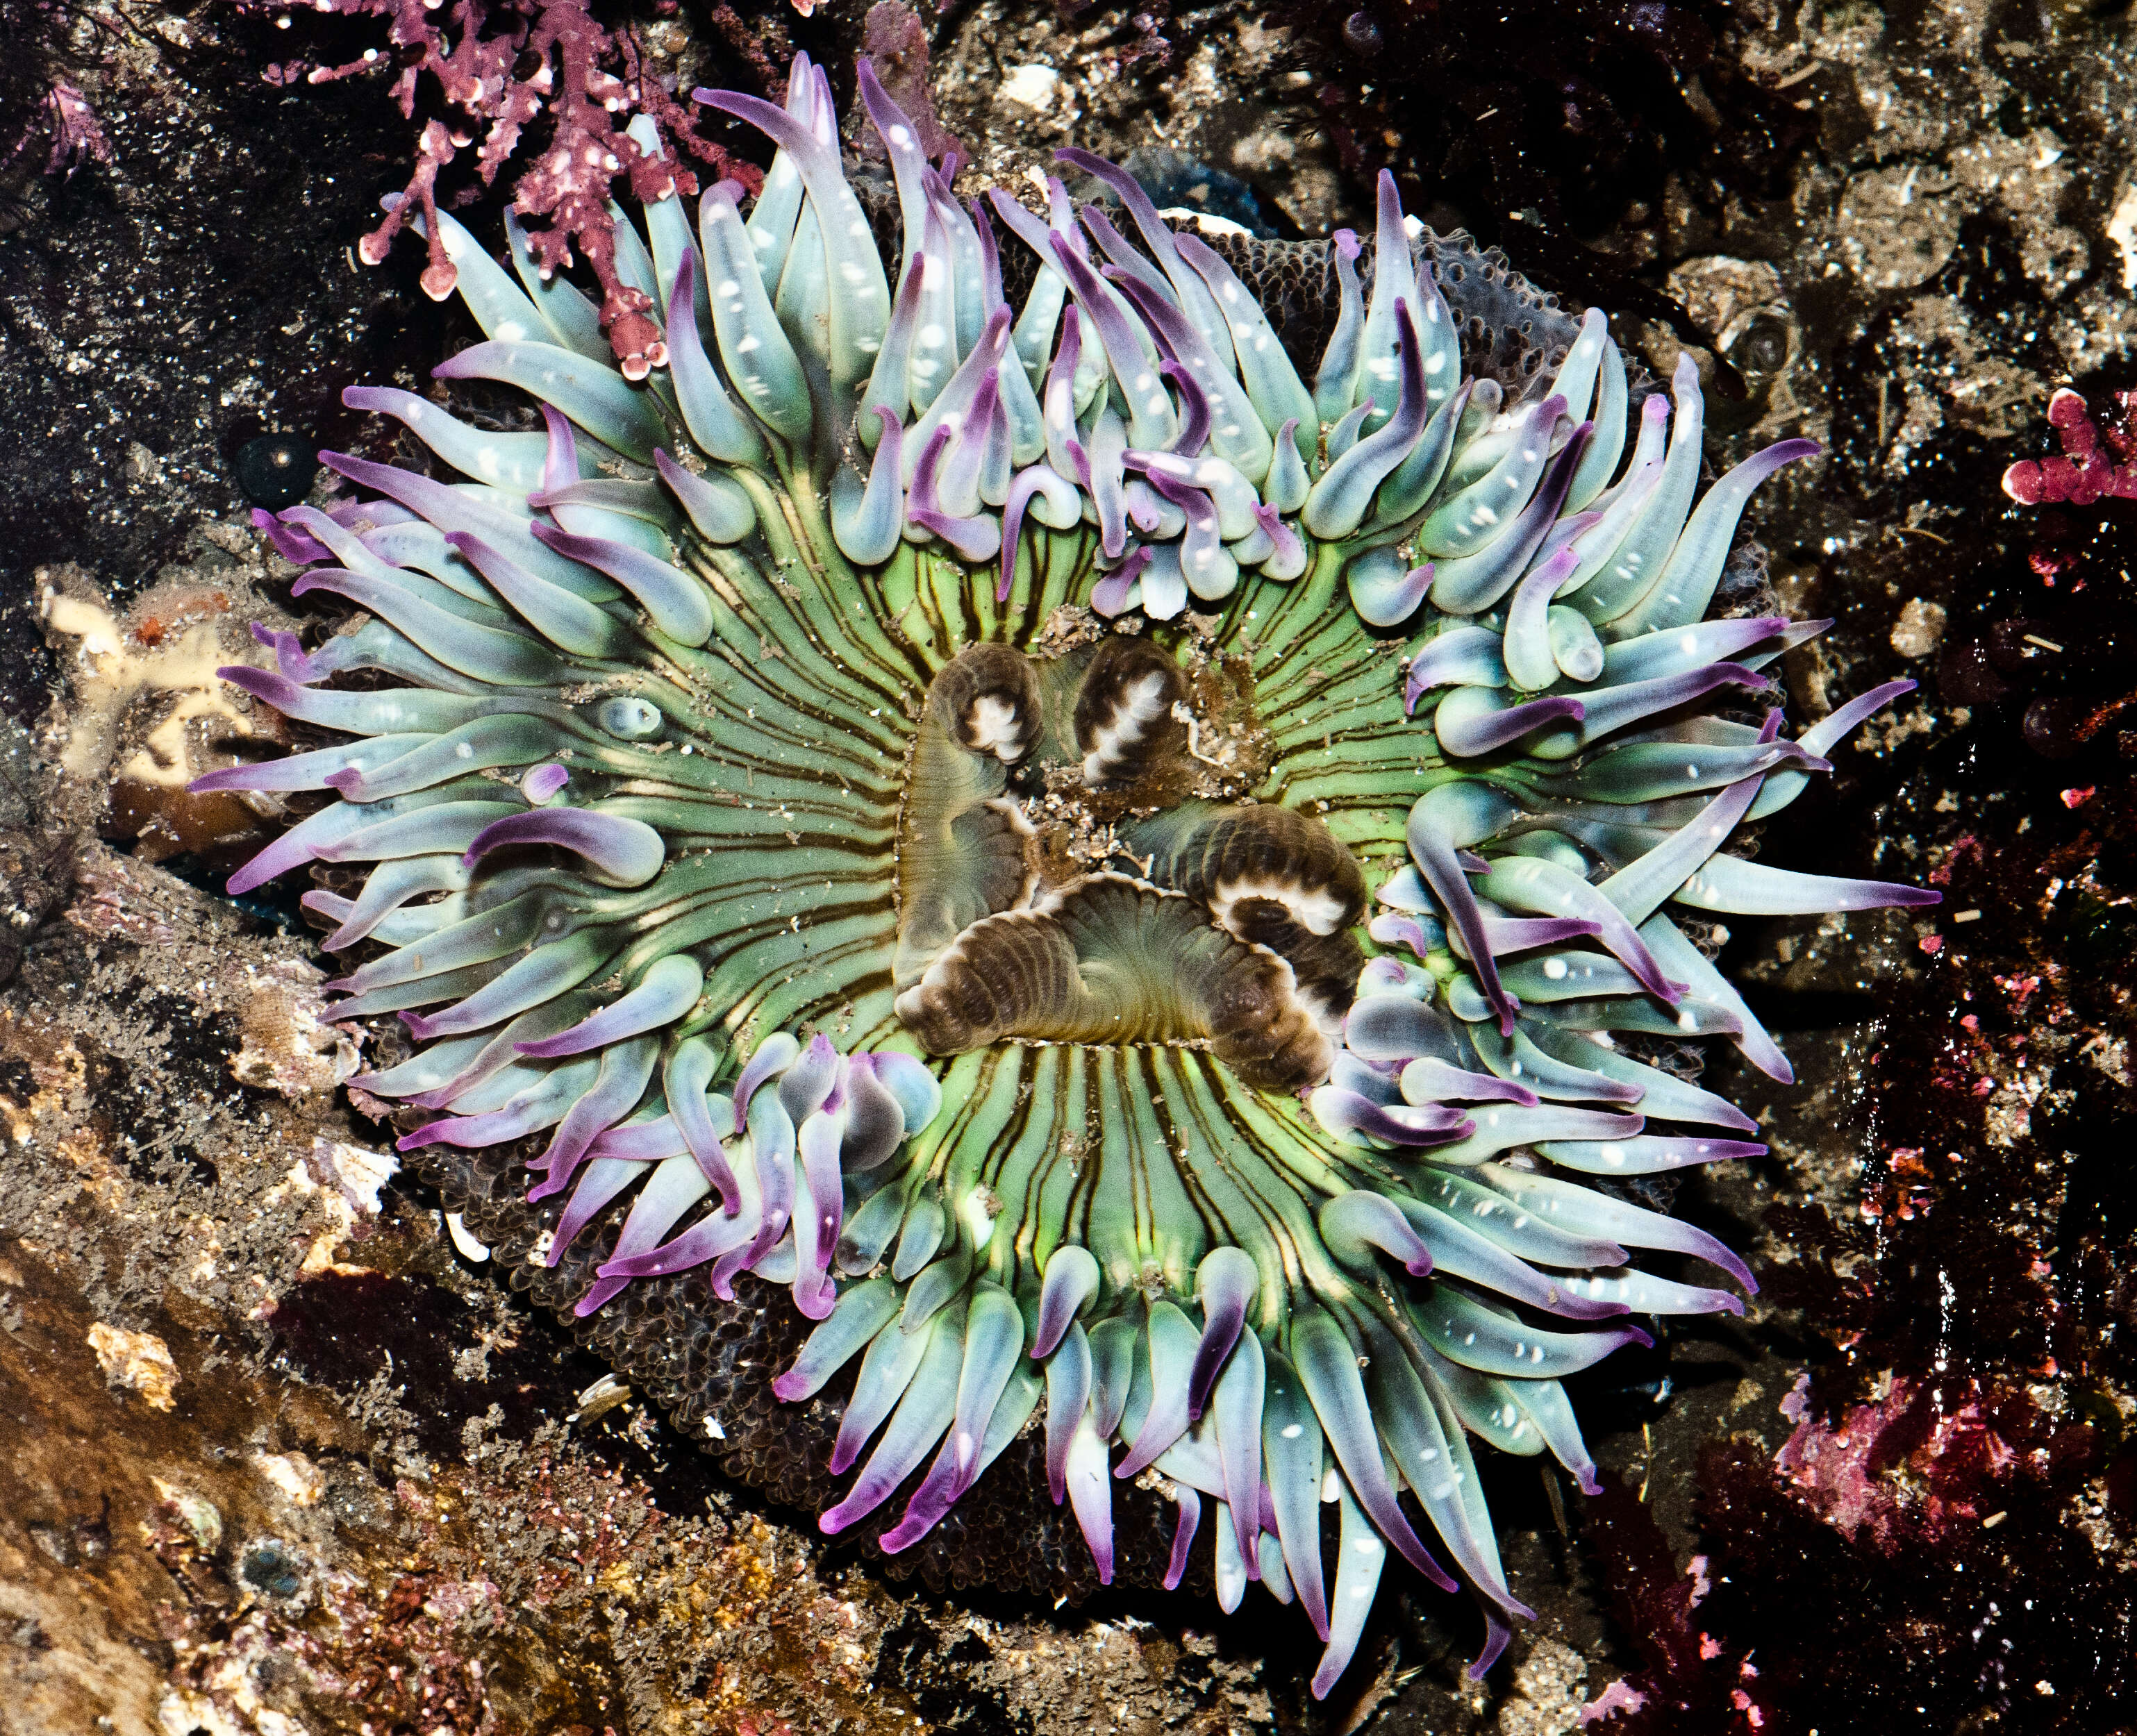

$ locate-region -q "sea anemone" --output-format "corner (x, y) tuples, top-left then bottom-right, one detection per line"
(197, 51), (1934, 1693)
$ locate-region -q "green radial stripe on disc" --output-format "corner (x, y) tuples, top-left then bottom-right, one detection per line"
(901, 1039), (1386, 1321)
(904, 1048), (1022, 1193)
(697, 544), (919, 722)
(1126, 1048), (1212, 1292)
(993, 1046), (1090, 1281)
(702, 911), (899, 1037)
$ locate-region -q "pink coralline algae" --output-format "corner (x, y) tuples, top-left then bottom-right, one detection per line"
(238, 0), (761, 378)
(37, 79), (111, 176)
(4, 75), (113, 179)
(1774, 1374), (2019, 1549)
(2000, 386), (2137, 508)
(1575, 1482), (1779, 1732)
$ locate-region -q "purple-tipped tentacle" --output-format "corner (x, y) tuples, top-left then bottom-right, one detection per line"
(879, 1287), (1024, 1549)
(1405, 627), (1508, 711)
(1594, 758), (1770, 928)
(528, 523), (713, 648)
(1086, 403), (1131, 559)
(1479, 1164), (1758, 1294)
(256, 507), (331, 565)
(1080, 203), (1174, 308)
(772, 1280), (901, 1406)
(1101, 270), (1272, 479)
(1407, 1210), (1631, 1321)
(191, 733), (415, 796)
(1143, 471), (1231, 601)
(1047, 235), (1177, 452)
(1799, 677), (1916, 757)
(1211, 1328), (1266, 1567)
(1252, 503), (1306, 578)
(1477, 912), (1604, 955)
(522, 762), (569, 804)
(539, 403), (579, 494)
(583, 1117), (685, 1162)
(1406, 796), (1521, 1037)
(718, 1090), (797, 1294)
(1319, 1190), (1436, 1276)
(1113, 1301), (1199, 1478)
(1534, 662), (1768, 760)
(550, 1157), (643, 1261)
(1616, 437), (1823, 635)
(524, 1036), (660, 1201)
(1303, 299), (1430, 542)
(462, 808), (665, 887)
(901, 303), (1013, 481)
(665, 1055), (742, 1215)
(970, 192), (1006, 317)
(1055, 145), (1231, 361)
(838, 1056), (908, 1171)
(1433, 691), (1587, 758)
(731, 1031), (798, 1134)
(818, 1305), (967, 1534)
(1347, 547), (1435, 629)
(1398, 1056), (1539, 1106)
(776, 1034), (842, 1125)
(1065, 1408), (1115, 1583)
(1747, 678), (1918, 821)
(1538, 1134), (1768, 1173)
(906, 423), (1004, 564)
(222, 787), (386, 896)
(397, 999), (587, 1109)
(444, 531), (628, 659)
(1291, 1310), (1458, 1593)
(949, 367), (1011, 513)
(1427, 414), (1588, 617)
(1316, 1487), (1384, 1693)
(574, 1154), (719, 1314)
(516, 953), (704, 1058)
(1033, 1244), (1101, 1359)
(791, 1105), (845, 1321)
(832, 407), (907, 568)
(395, 1075), (585, 1154)
(595, 1191), (760, 1282)
(1474, 856), (1686, 1004)
(247, 623), (329, 683)
(1311, 1088), (1474, 1148)
(397, 924), (615, 1043)
(1675, 855), (1944, 916)
(999, 462), (1081, 601)
(1163, 1486), (1202, 1591)
(321, 451), (620, 601)
(1090, 545), (1150, 617)
(1501, 544), (1586, 692)
(1158, 358), (1211, 456)
(1043, 1323), (1093, 1502)
(1365, 912), (1438, 958)
(1468, 1613), (1514, 1683)
(1038, 301), (1092, 487)
(690, 83), (890, 394)
(1187, 1247), (1256, 1421)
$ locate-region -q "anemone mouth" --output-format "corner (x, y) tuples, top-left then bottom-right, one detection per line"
(888, 628), (1354, 1092)
(199, 42), (1938, 1700)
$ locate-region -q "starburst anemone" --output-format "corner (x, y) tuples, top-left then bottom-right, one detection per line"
(197, 51), (1936, 1694)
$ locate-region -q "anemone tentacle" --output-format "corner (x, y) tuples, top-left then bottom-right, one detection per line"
(201, 50), (1933, 1694)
